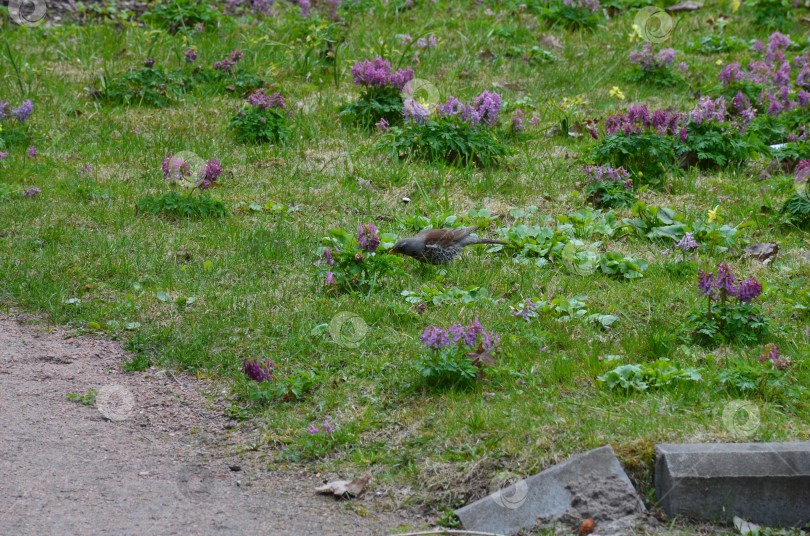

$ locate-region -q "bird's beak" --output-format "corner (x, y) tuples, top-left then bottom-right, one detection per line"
(388, 249), (394, 254)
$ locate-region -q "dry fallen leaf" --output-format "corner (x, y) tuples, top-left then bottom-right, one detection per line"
(467, 344), (496, 370)
(745, 242), (779, 263)
(538, 33), (564, 49)
(315, 474), (370, 498)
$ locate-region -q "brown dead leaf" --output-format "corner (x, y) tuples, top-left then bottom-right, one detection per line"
(315, 474), (370, 498)
(666, 1), (702, 11)
(538, 33), (564, 49)
(745, 242), (779, 263)
(467, 344), (496, 370)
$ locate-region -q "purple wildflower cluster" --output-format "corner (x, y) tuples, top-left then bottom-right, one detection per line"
(307, 421), (334, 435)
(224, 0), (275, 15)
(246, 88), (286, 110)
(795, 159), (810, 184)
(27, 146), (36, 158)
(562, 0), (600, 12)
(512, 298), (537, 321)
(357, 223), (380, 252)
(674, 232), (700, 253)
(511, 108), (525, 133)
(689, 97), (727, 125)
(351, 57), (414, 91)
(717, 32), (810, 118)
(759, 343), (791, 370)
(697, 263), (762, 304)
(243, 357), (276, 382)
(184, 48), (198, 64)
(604, 104), (684, 139)
(584, 164), (632, 189)
(629, 43), (676, 71)
(403, 98), (430, 125)
(416, 35), (438, 49)
(0, 99), (33, 123)
(430, 90), (503, 128)
(23, 187), (41, 197)
(195, 157), (222, 190)
(213, 49), (244, 72)
(162, 154), (191, 182)
(420, 317), (500, 352)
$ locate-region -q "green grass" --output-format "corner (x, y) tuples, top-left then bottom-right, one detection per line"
(1, 0), (809, 527)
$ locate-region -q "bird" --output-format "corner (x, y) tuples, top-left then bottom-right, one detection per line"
(389, 225), (507, 264)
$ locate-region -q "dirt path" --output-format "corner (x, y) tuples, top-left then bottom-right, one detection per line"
(0, 314), (419, 535)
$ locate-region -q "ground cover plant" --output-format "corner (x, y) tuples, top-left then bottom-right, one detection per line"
(1, 0), (810, 532)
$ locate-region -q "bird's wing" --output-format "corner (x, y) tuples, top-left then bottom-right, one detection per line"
(417, 226), (478, 246)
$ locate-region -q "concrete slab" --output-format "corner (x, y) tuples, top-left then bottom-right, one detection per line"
(655, 442), (810, 527)
(455, 445), (644, 535)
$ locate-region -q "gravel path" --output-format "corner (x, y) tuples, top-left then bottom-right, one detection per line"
(0, 314), (417, 535)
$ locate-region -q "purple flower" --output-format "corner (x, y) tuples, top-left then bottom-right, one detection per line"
(323, 420), (334, 434)
(674, 232), (700, 253)
(0, 152), (8, 159)
(213, 59), (237, 72)
(81, 163), (92, 174)
(247, 88), (285, 110)
(357, 223), (380, 252)
(143, 57), (156, 68)
(403, 98), (430, 125)
(511, 108), (525, 132)
(689, 96), (726, 125)
(195, 157), (222, 190)
(27, 146), (36, 158)
(300, 0), (311, 17)
(759, 343), (790, 369)
(162, 155), (190, 181)
(325, 271), (336, 285)
(242, 358), (275, 382)
(512, 298), (537, 321)
(718, 63), (742, 87)
(324, 248), (336, 266)
(735, 277), (762, 303)
(184, 48), (198, 63)
(12, 100), (33, 123)
(0, 100), (8, 120)
(400, 33), (413, 45)
(584, 164), (630, 184)
(23, 187), (41, 197)
(471, 90), (501, 127)
(375, 118), (389, 132)
(421, 326), (451, 349)
(679, 126), (688, 143)
(230, 49), (244, 62)
(307, 424), (319, 434)
(351, 57), (414, 91)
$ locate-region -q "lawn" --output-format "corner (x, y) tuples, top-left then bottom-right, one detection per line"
(1, 0), (809, 529)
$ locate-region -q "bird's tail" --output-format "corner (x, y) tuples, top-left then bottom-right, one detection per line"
(474, 238), (508, 245)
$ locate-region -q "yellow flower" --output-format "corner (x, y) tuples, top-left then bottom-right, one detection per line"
(629, 24), (643, 42)
(609, 86), (625, 100)
(732, 0), (740, 12)
(716, 59), (723, 65)
(708, 205), (721, 223)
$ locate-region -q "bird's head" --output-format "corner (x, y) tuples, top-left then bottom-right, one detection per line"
(389, 238), (424, 258)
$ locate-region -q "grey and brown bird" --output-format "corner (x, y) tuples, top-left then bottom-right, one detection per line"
(389, 226), (507, 264)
